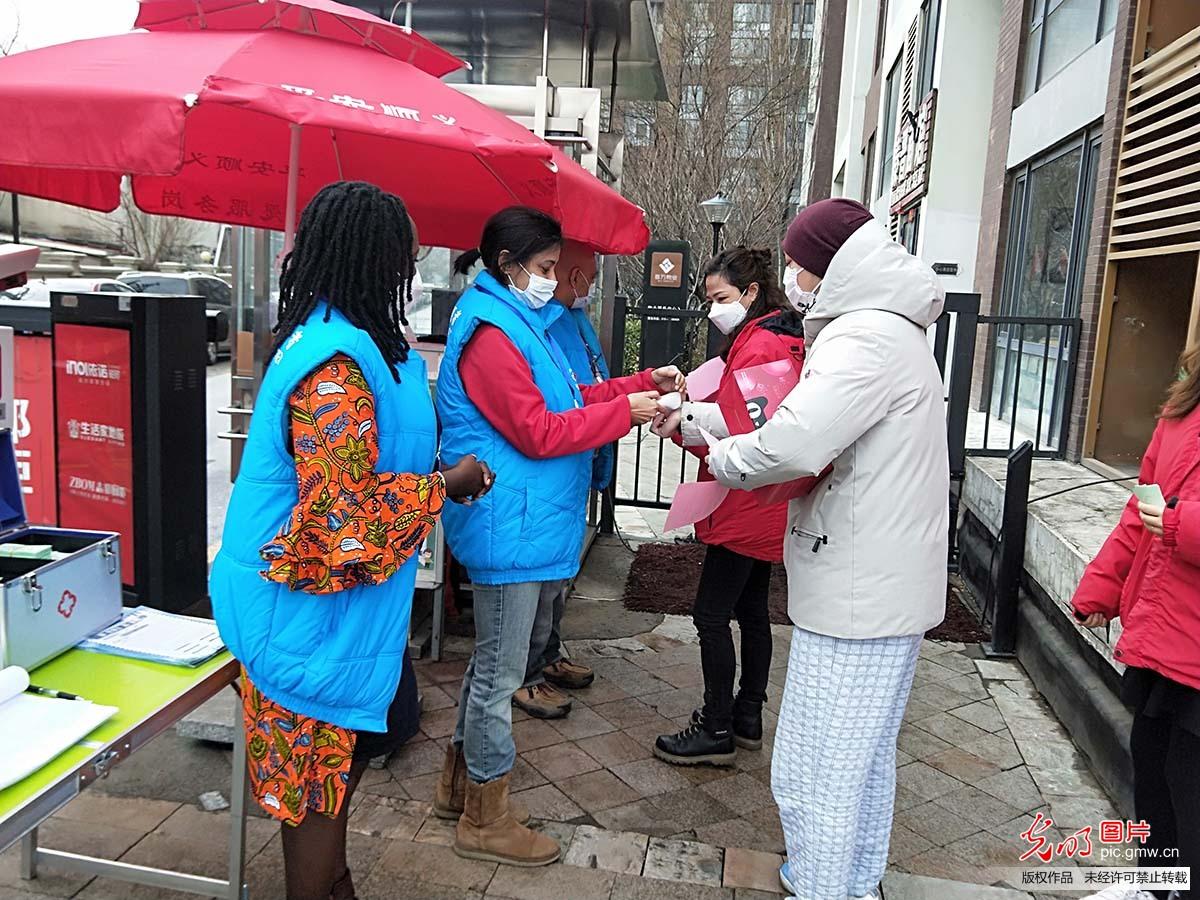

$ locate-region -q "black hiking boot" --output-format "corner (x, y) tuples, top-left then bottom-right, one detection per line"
(654, 714), (736, 767)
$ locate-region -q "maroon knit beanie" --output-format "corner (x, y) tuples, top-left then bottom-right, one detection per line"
(781, 198), (874, 278)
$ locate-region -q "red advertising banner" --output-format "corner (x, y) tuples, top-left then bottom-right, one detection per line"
(13, 335), (57, 525)
(54, 324), (135, 584)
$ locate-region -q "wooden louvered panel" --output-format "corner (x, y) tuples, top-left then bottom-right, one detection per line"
(1109, 21), (1200, 259)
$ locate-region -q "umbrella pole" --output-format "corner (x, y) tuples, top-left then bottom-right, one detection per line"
(283, 124), (302, 255)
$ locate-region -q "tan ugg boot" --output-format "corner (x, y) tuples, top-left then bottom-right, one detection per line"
(433, 743), (529, 824)
(453, 773), (559, 867)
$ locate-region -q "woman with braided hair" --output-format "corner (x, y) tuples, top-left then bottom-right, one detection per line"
(210, 181), (491, 900)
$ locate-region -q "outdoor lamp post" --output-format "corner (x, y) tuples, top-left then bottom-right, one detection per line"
(699, 191), (735, 257)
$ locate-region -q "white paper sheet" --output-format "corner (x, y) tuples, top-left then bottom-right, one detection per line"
(78, 607), (225, 667)
(0, 666), (117, 790)
(1132, 483), (1166, 508)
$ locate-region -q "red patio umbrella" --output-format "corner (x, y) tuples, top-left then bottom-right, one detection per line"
(0, 29), (649, 255)
(133, 0), (467, 76)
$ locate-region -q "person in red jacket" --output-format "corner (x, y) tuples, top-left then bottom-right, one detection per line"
(652, 246), (811, 766)
(1072, 345), (1200, 900)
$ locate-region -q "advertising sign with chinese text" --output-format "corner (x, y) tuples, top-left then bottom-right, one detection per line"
(14, 335), (57, 525)
(54, 325), (134, 583)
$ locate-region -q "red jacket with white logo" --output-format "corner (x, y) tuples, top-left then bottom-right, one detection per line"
(1072, 404), (1200, 690)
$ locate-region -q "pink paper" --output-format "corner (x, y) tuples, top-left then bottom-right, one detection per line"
(729, 359), (800, 432)
(664, 480), (729, 532)
(686, 357), (726, 402)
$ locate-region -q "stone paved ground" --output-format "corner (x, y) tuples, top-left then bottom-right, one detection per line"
(1, 615), (1126, 900)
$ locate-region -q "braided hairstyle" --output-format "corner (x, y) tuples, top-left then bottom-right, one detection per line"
(703, 246), (803, 359)
(272, 181), (415, 381)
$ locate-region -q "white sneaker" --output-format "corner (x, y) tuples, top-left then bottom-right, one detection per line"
(1081, 888), (1158, 900)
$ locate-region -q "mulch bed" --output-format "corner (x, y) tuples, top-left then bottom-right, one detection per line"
(622, 541), (991, 643)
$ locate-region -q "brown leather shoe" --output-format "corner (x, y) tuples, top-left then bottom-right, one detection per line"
(543, 658), (595, 690)
(512, 683), (572, 719)
(454, 773), (560, 867)
(433, 743), (529, 824)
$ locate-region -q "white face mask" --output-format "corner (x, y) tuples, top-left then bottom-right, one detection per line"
(707, 289), (749, 335)
(571, 271), (595, 310)
(784, 263), (819, 313)
(509, 263), (557, 309)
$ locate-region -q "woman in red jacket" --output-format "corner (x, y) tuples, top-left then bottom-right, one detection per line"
(653, 246), (809, 766)
(1072, 345), (1200, 900)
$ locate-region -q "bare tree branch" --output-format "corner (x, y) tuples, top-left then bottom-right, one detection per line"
(88, 179), (206, 267)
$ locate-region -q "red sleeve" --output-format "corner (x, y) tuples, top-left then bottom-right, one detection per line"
(581, 369), (657, 404)
(1072, 423), (1163, 620)
(460, 325), (631, 460)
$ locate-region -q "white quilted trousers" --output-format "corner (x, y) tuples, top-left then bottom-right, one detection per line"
(772, 627), (923, 899)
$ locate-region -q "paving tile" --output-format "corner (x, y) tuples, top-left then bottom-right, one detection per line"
(0, 818), (149, 897)
(569, 677), (631, 704)
(893, 785), (924, 812)
(694, 817), (785, 854)
(608, 672), (679, 698)
(901, 698), (941, 723)
(622, 716), (694, 747)
(732, 890), (782, 900)
(655, 663), (708, 689)
(522, 742), (601, 782)
(594, 799), (687, 838)
(909, 682), (975, 713)
(886, 821), (935, 863)
(975, 660), (1028, 682)
(1026, 765), (1108, 799)
(643, 687), (704, 720)
(925, 748), (1003, 786)
(51, 793), (179, 834)
(992, 695), (1058, 724)
(929, 652), (980, 675)
(348, 795), (429, 841)
(593, 698), (663, 729)
(486, 863), (614, 900)
(576, 730), (654, 767)
(950, 700), (1008, 734)
(946, 824), (1042, 869)
(509, 783), (586, 822)
(962, 731), (1026, 770)
(1045, 794), (1119, 831)
(529, 819), (577, 857)
(421, 658), (470, 684)
(975, 766), (1045, 813)
(896, 761), (965, 801)
(612, 757), (694, 797)
(643, 836), (724, 887)
(918, 712), (993, 747)
(399, 771), (441, 804)
(547, 706), (619, 741)
(512, 718), (567, 753)
(915, 658), (962, 684)
(358, 769), (409, 800)
(648, 787), (739, 831)
(988, 679), (1041, 701)
(896, 847), (998, 885)
(1010, 737), (1087, 772)
(558, 769), (642, 813)
(388, 737), (450, 778)
(413, 814), (457, 846)
(421, 683), (459, 710)
(360, 873), (482, 900)
(939, 673), (991, 702)
(685, 764), (743, 785)
(562, 824), (649, 875)
(934, 784), (1025, 831)
(895, 748), (915, 768)
(503, 755), (549, 792)
(895, 800), (984, 845)
(882, 871), (1033, 899)
(374, 837), (496, 892)
(420, 707), (461, 740)
(896, 724), (954, 761)
(699, 772), (776, 818)
(722, 847), (784, 892)
(154, 805), (277, 857)
(610, 873), (734, 900)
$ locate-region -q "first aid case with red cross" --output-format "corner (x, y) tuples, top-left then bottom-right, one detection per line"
(0, 428), (122, 670)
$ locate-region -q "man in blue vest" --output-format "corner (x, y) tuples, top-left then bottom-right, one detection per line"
(512, 241), (613, 719)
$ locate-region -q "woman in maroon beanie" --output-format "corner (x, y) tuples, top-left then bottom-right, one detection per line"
(707, 198), (948, 900)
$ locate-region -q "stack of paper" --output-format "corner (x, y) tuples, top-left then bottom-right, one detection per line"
(0, 666), (117, 790)
(0, 544), (53, 560)
(78, 607), (225, 667)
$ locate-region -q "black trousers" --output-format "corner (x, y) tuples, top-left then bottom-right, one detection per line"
(692, 543), (773, 731)
(1132, 711), (1200, 899)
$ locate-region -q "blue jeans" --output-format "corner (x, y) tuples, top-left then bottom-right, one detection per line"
(522, 580), (568, 689)
(453, 580), (563, 783)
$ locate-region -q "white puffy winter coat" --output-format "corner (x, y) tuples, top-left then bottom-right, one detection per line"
(707, 219), (949, 639)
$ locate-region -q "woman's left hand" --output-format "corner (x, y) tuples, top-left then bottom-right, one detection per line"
(1139, 501), (1165, 536)
(652, 365), (686, 395)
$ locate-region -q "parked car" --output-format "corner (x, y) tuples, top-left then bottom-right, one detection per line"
(119, 271), (233, 365)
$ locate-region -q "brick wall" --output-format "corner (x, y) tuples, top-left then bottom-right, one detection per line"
(1065, 0), (1136, 461)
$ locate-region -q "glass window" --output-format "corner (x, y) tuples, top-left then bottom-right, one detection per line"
(873, 0), (889, 70)
(899, 206), (921, 254)
(728, 86), (765, 154)
(1012, 145), (1084, 319)
(1041, 0), (1103, 85)
(625, 101), (655, 146)
(685, 2), (716, 65)
(680, 84), (704, 126)
(879, 61), (900, 198)
(1100, 0), (1118, 34)
(732, 2), (772, 60)
(123, 275), (189, 294)
(917, 0), (941, 101)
